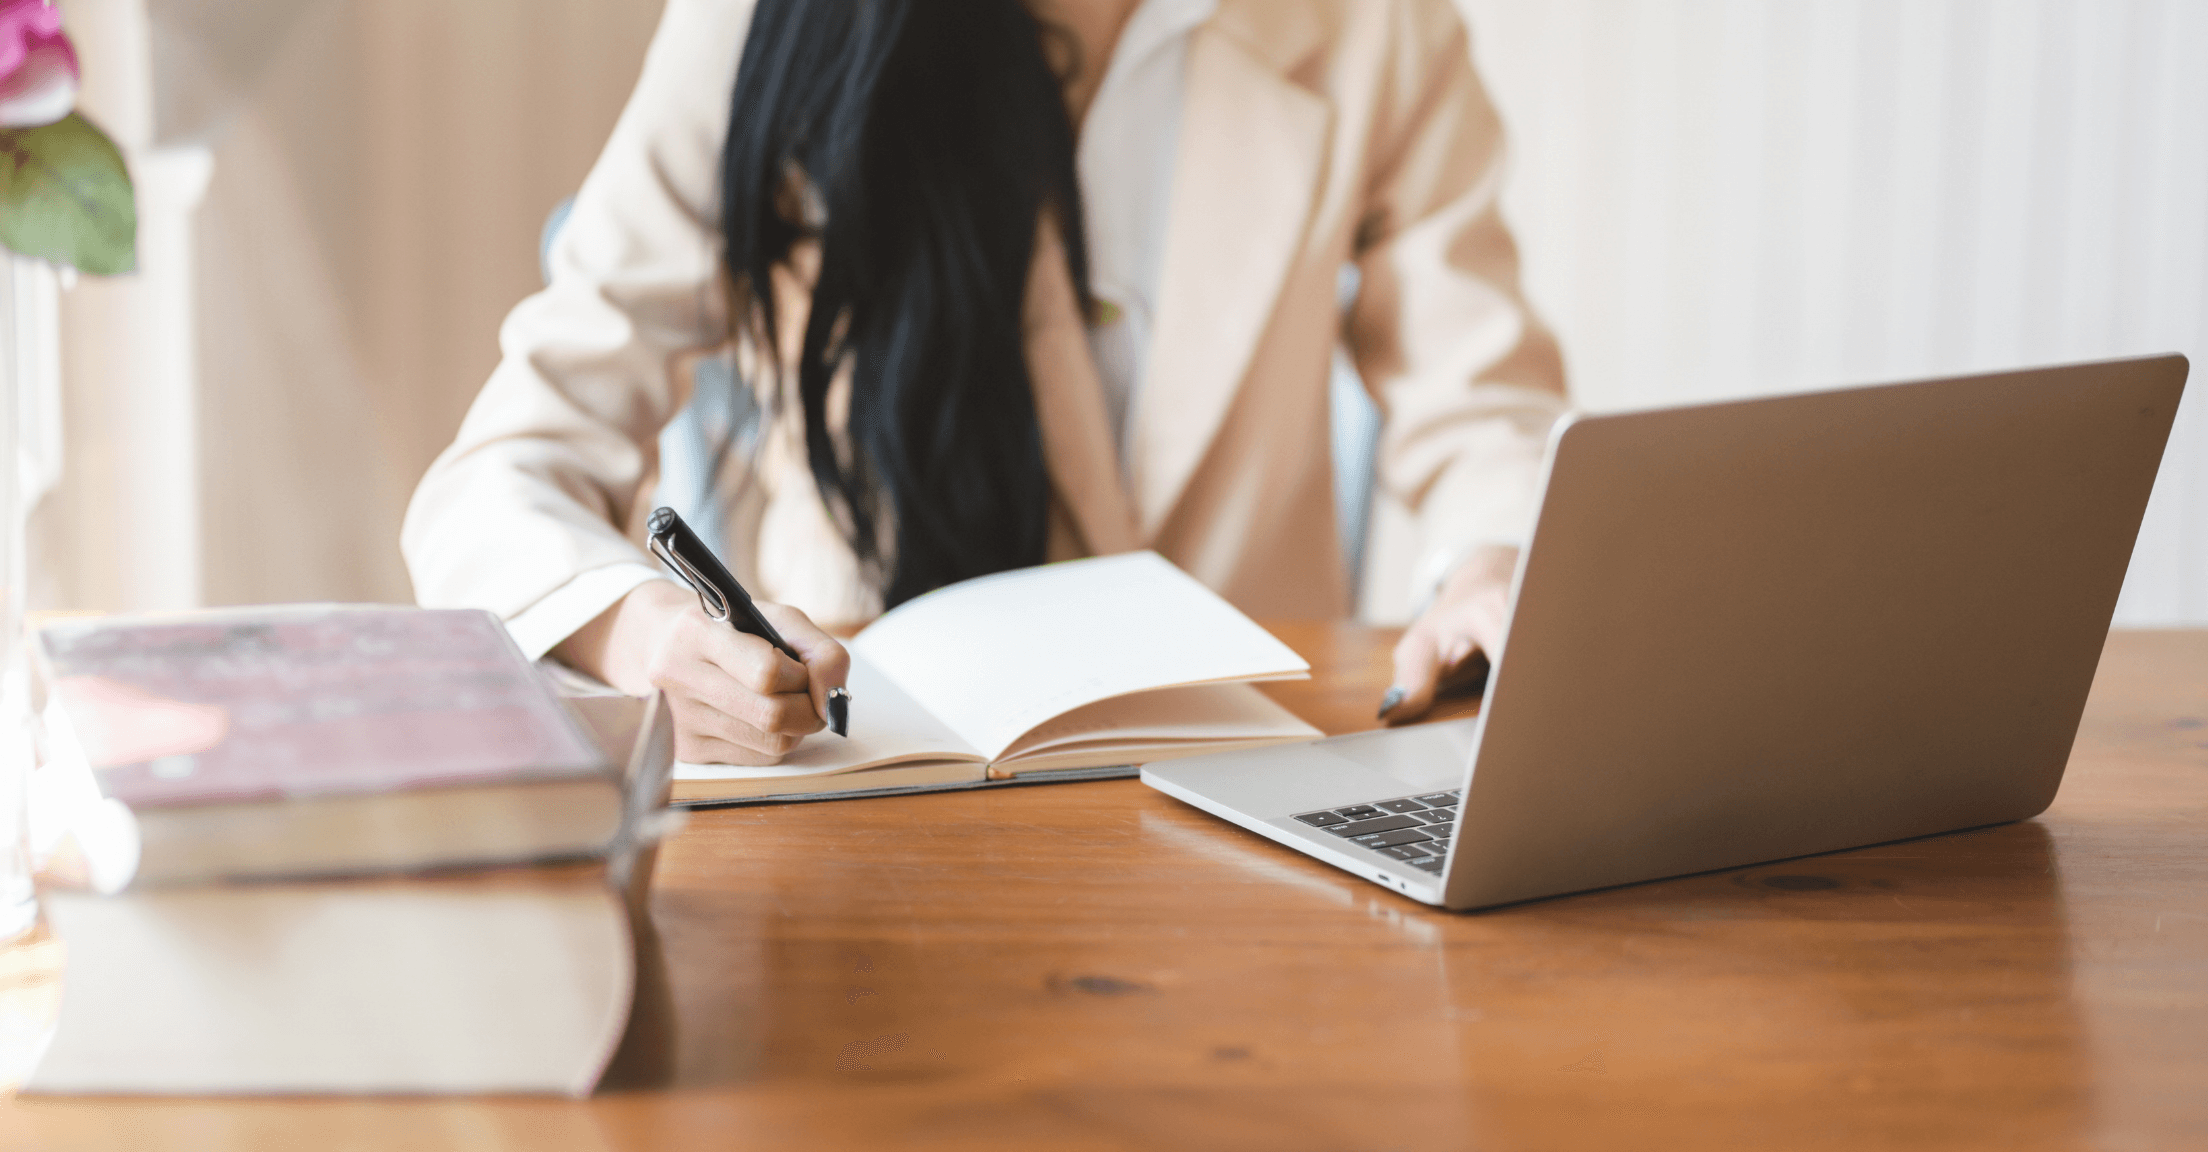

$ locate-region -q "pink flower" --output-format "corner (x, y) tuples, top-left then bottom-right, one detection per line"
(0, 0), (78, 128)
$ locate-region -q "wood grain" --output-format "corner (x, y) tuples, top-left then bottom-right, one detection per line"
(4, 626), (2203, 1151)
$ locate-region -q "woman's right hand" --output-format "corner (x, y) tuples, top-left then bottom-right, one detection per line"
(553, 579), (850, 766)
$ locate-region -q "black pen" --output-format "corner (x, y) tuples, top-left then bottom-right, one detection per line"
(646, 506), (850, 737)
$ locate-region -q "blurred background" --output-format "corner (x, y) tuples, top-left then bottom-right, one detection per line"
(15, 0), (2207, 624)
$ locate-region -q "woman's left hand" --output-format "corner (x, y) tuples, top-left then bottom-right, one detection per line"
(1383, 544), (1518, 722)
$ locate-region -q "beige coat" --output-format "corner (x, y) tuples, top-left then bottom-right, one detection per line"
(403, 0), (1567, 643)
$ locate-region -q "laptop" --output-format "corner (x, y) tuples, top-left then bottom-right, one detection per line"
(1142, 355), (2189, 910)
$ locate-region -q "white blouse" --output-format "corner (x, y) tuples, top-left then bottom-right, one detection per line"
(1080, 0), (1216, 475)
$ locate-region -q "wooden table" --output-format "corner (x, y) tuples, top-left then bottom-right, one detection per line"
(4, 625), (2204, 1151)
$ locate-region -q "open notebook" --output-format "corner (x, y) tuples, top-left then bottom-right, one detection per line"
(670, 552), (1321, 804)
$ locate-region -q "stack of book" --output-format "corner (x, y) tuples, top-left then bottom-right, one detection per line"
(19, 605), (673, 1097)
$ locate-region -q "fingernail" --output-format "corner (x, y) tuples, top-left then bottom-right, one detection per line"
(1377, 686), (1406, 720)
(827, 687), (850, 737)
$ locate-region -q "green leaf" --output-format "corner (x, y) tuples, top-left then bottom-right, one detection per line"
(0, 113), (138, 276)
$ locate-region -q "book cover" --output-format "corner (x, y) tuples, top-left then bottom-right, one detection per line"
(37, 606), (607, 809)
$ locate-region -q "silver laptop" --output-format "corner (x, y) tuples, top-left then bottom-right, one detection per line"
(1142, 355), (2189, 910)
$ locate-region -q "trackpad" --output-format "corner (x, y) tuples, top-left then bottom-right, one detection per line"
(1146, 718), (1478, 818)
(1319, 719), (1478, 783)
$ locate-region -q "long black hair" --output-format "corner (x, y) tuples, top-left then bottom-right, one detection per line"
(721, 0), (1090, 609)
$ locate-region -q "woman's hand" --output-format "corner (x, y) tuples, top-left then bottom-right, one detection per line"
(1382, 544), (1518, 723)
(554, 579), (850, 765)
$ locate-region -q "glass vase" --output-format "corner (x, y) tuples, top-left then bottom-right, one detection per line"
(0, 254), (63, 1091)
(0, 253), (38, 941)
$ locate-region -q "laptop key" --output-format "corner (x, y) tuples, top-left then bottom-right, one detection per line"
(1414, 793), (1457, 807)
(1333, 805), (1384, 820)
(1294, 811), (1348, 827)
(1411, 857), (1446, 873)
(1420, 810), (1456, 826)
(1376, 844), (1430, 861)
(1376, 798), (1427, 814)
(1324, 814), (1423, 838)
(1352, 828), (1433, 849)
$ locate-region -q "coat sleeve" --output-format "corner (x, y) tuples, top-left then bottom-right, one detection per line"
(400, 0), (752, 657)
(1343, 0), (1569, 609)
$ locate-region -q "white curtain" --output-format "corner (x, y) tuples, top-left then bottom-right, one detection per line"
(1460, 0), (2208, 624)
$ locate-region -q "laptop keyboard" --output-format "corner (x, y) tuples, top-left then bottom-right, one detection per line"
(1291, 790), (1460, 875)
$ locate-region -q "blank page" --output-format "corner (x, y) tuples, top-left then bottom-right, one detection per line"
(997, 682), (1319, 762)
(674, 651), (982, 780)
(853, 553), (1307, 760)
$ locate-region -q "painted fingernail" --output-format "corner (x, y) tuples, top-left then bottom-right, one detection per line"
(1377, 686), (1406, 720)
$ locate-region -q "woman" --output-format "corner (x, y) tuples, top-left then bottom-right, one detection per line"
(403, 0), (1567, 765)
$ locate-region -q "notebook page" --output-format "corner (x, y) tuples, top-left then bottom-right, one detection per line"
(852, 552), (1308, 760)
(996, 682), (1319, 762)
(674, 650), (982, 781)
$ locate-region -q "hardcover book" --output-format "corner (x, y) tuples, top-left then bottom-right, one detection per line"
(24, 692), (678, 1097)
(35, 605), (622, 885)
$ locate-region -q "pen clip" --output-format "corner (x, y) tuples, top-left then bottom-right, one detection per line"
(648, 534), (731, 623)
